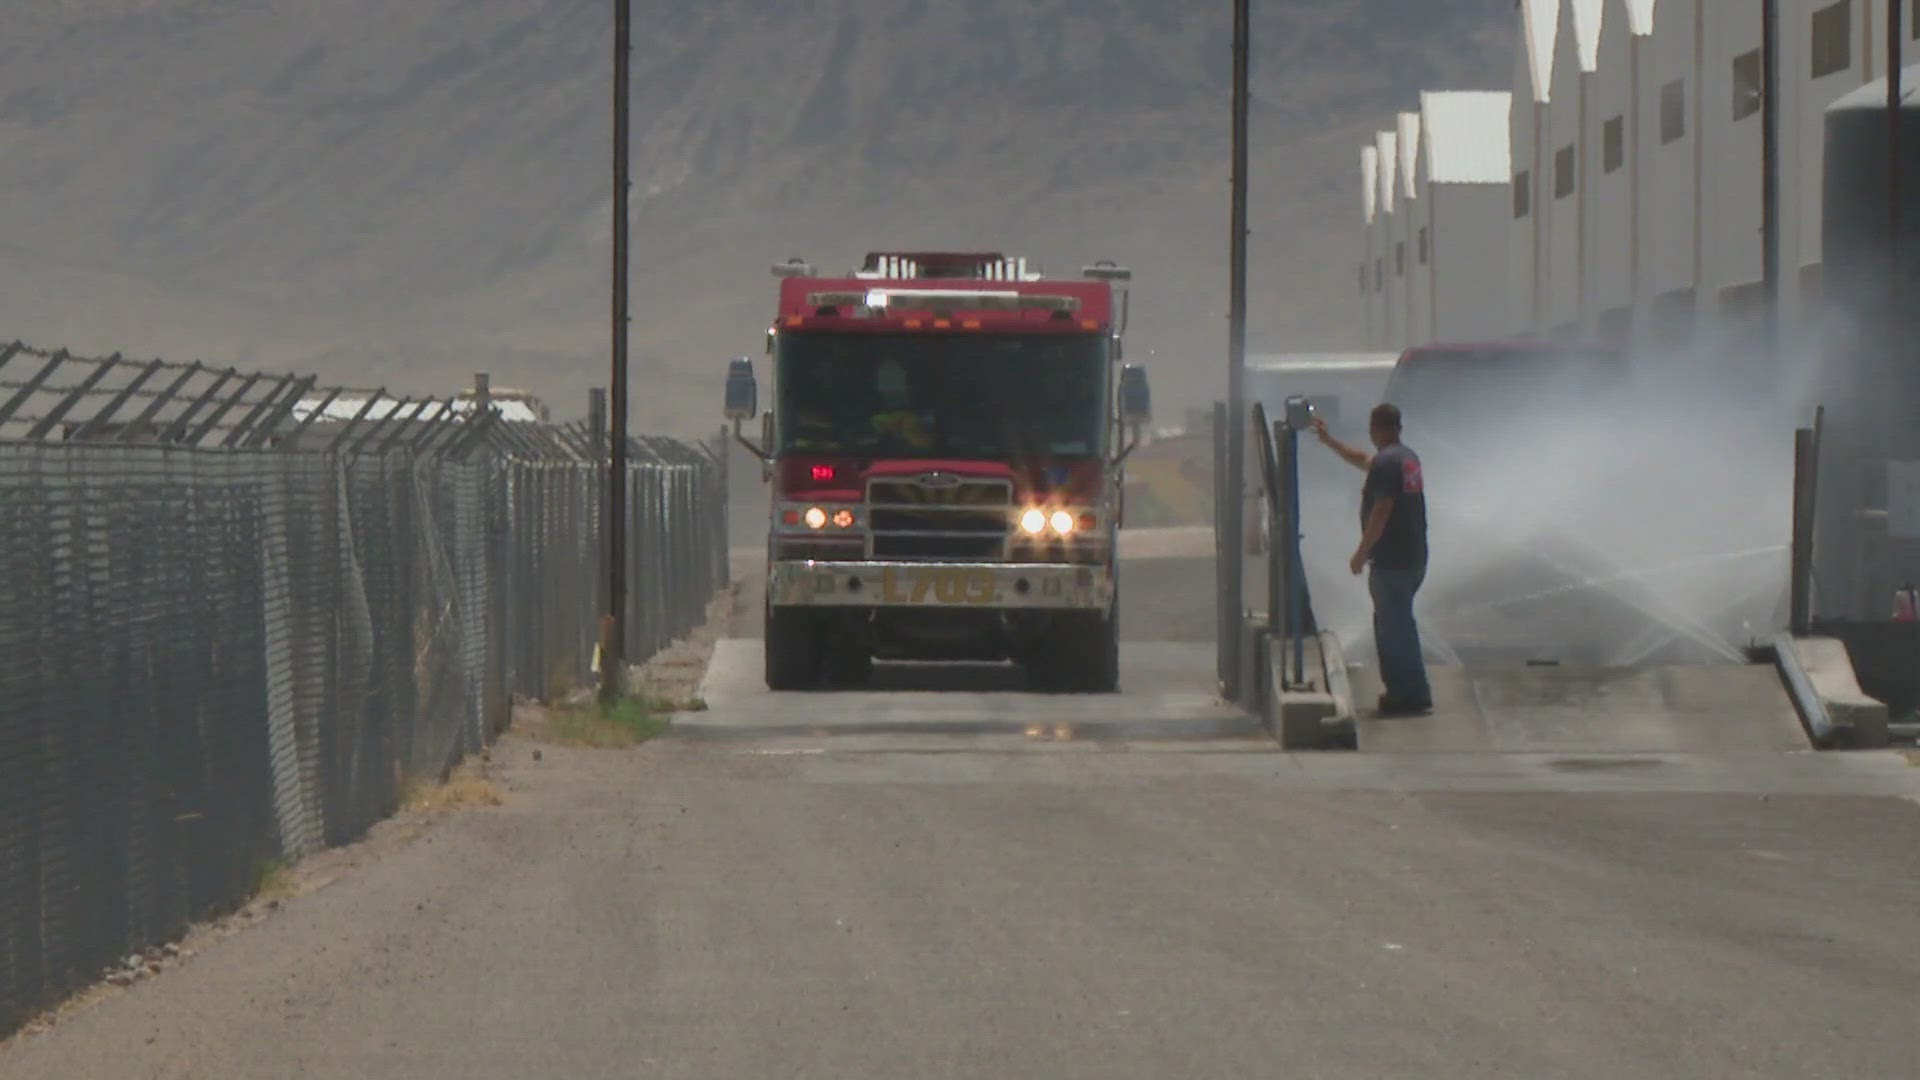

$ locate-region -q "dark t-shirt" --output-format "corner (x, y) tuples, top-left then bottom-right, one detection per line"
(1361, 443), (1428, 570)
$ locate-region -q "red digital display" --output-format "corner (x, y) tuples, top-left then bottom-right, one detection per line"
(810, 465), (837, 482)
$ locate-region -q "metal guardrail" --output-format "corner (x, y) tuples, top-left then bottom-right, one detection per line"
(1769, 632), (1837, 747)
(0, 341), (729, 1036)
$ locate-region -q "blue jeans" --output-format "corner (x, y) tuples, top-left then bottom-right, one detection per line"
(1369, 566), (1431, 706)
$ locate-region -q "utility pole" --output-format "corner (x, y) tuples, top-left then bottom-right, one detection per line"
(1222, 0), (1251, 699)
(1890, 0), (1904, 292)
(1761, 0), (1781, 352)
(602, 0), (631, 704)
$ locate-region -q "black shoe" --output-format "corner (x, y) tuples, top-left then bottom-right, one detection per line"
(1376, 693), (1433, 717)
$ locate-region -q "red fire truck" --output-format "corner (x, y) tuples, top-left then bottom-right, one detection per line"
(723, 252), (1151, 692)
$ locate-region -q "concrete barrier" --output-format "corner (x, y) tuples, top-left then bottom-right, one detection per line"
(1773, 634), (1890, 749)
(1252, 629), (1347, 750)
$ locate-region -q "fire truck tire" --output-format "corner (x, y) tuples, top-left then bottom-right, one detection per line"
(1033, 612), (1119, 693)
(1081, 611), (1121, 693)
(765, 606), (822, 690)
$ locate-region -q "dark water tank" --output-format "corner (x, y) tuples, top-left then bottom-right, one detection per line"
(1816, 65), (1920, 619)
(1823, 64), (1920, 333)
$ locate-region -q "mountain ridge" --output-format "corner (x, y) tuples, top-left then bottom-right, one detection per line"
(0, 0), (1512, 431)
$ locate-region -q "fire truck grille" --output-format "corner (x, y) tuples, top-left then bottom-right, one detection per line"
(866, 478), (1011, 507)
(869, 508), (1007, 533)
(867, 476), (1013, 561)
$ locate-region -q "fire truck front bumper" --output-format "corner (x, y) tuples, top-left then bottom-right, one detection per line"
(768, 561), (1113, 611)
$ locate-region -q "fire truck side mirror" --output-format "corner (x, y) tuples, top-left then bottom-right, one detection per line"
(723, 358), (759, 421)
(1119, 364), (1151, 428)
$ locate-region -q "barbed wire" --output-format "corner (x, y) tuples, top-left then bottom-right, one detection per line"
(0, 338), (659, 461)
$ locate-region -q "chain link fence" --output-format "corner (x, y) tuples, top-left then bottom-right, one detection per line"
(0, 343), (728, 1035)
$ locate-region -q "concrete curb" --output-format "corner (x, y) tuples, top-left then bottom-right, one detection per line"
(1317, 629), (1355, 724)
(1238, 619), (1357, 750)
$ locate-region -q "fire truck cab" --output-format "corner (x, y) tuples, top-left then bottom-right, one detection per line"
(723, 252), (1150, 692)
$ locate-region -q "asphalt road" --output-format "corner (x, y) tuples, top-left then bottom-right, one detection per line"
(6, 542), (1920, 1078)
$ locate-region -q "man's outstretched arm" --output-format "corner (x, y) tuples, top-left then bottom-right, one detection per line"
(1311, 418), (1373, 472)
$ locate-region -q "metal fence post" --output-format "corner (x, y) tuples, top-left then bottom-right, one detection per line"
(1282, 416), (1307, 689)
(1213, 401), (1237, 699)
(1790, 423), (1817, 635)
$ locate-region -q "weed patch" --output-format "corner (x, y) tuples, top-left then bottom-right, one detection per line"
(250, 858), (294, 901)
(543, 694), (682, 747)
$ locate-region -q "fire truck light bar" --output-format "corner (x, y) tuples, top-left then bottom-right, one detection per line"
(805, 289), (1082, 314)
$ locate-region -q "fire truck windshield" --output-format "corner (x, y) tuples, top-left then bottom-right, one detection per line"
(776, 333), (1109, 459)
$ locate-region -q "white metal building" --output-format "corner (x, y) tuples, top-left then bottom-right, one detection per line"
(1375, 129), (1402, 348)
(1621, 0), (1700, 349)
(1396, 111), (1427, 348)
(1359, 96), (1513, 350)
(1360, 144), (1382, 346)
(1509, 0), (1558, 337)
(1360, 0), (1920, 352)
(1780, 0), (1920, 331)
(1414, 91), (1515, 343)
(1608, 0), (1916, 348)
(1701, 0), (1769, 341)
(1586, 0), (1643, 340)
(1541, 0), (1604, 337)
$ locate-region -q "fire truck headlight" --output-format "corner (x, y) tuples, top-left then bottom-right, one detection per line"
(804, 506), (829, 530)
(1019, 508), (1048, 535)
(831, 508), (856, 529)
(1050, 510), (1076, 536)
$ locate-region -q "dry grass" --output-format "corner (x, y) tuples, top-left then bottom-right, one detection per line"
(400, 766), (505, 814)
(250, 858), (296, 902)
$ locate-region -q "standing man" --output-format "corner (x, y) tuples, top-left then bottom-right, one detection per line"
(1312, 404), (1431, 715)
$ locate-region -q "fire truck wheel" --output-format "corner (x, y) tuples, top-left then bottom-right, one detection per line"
(1032, 612), (1119, 693)
(765, 606), (823, 690)
(1082, 610), (1120, 693)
